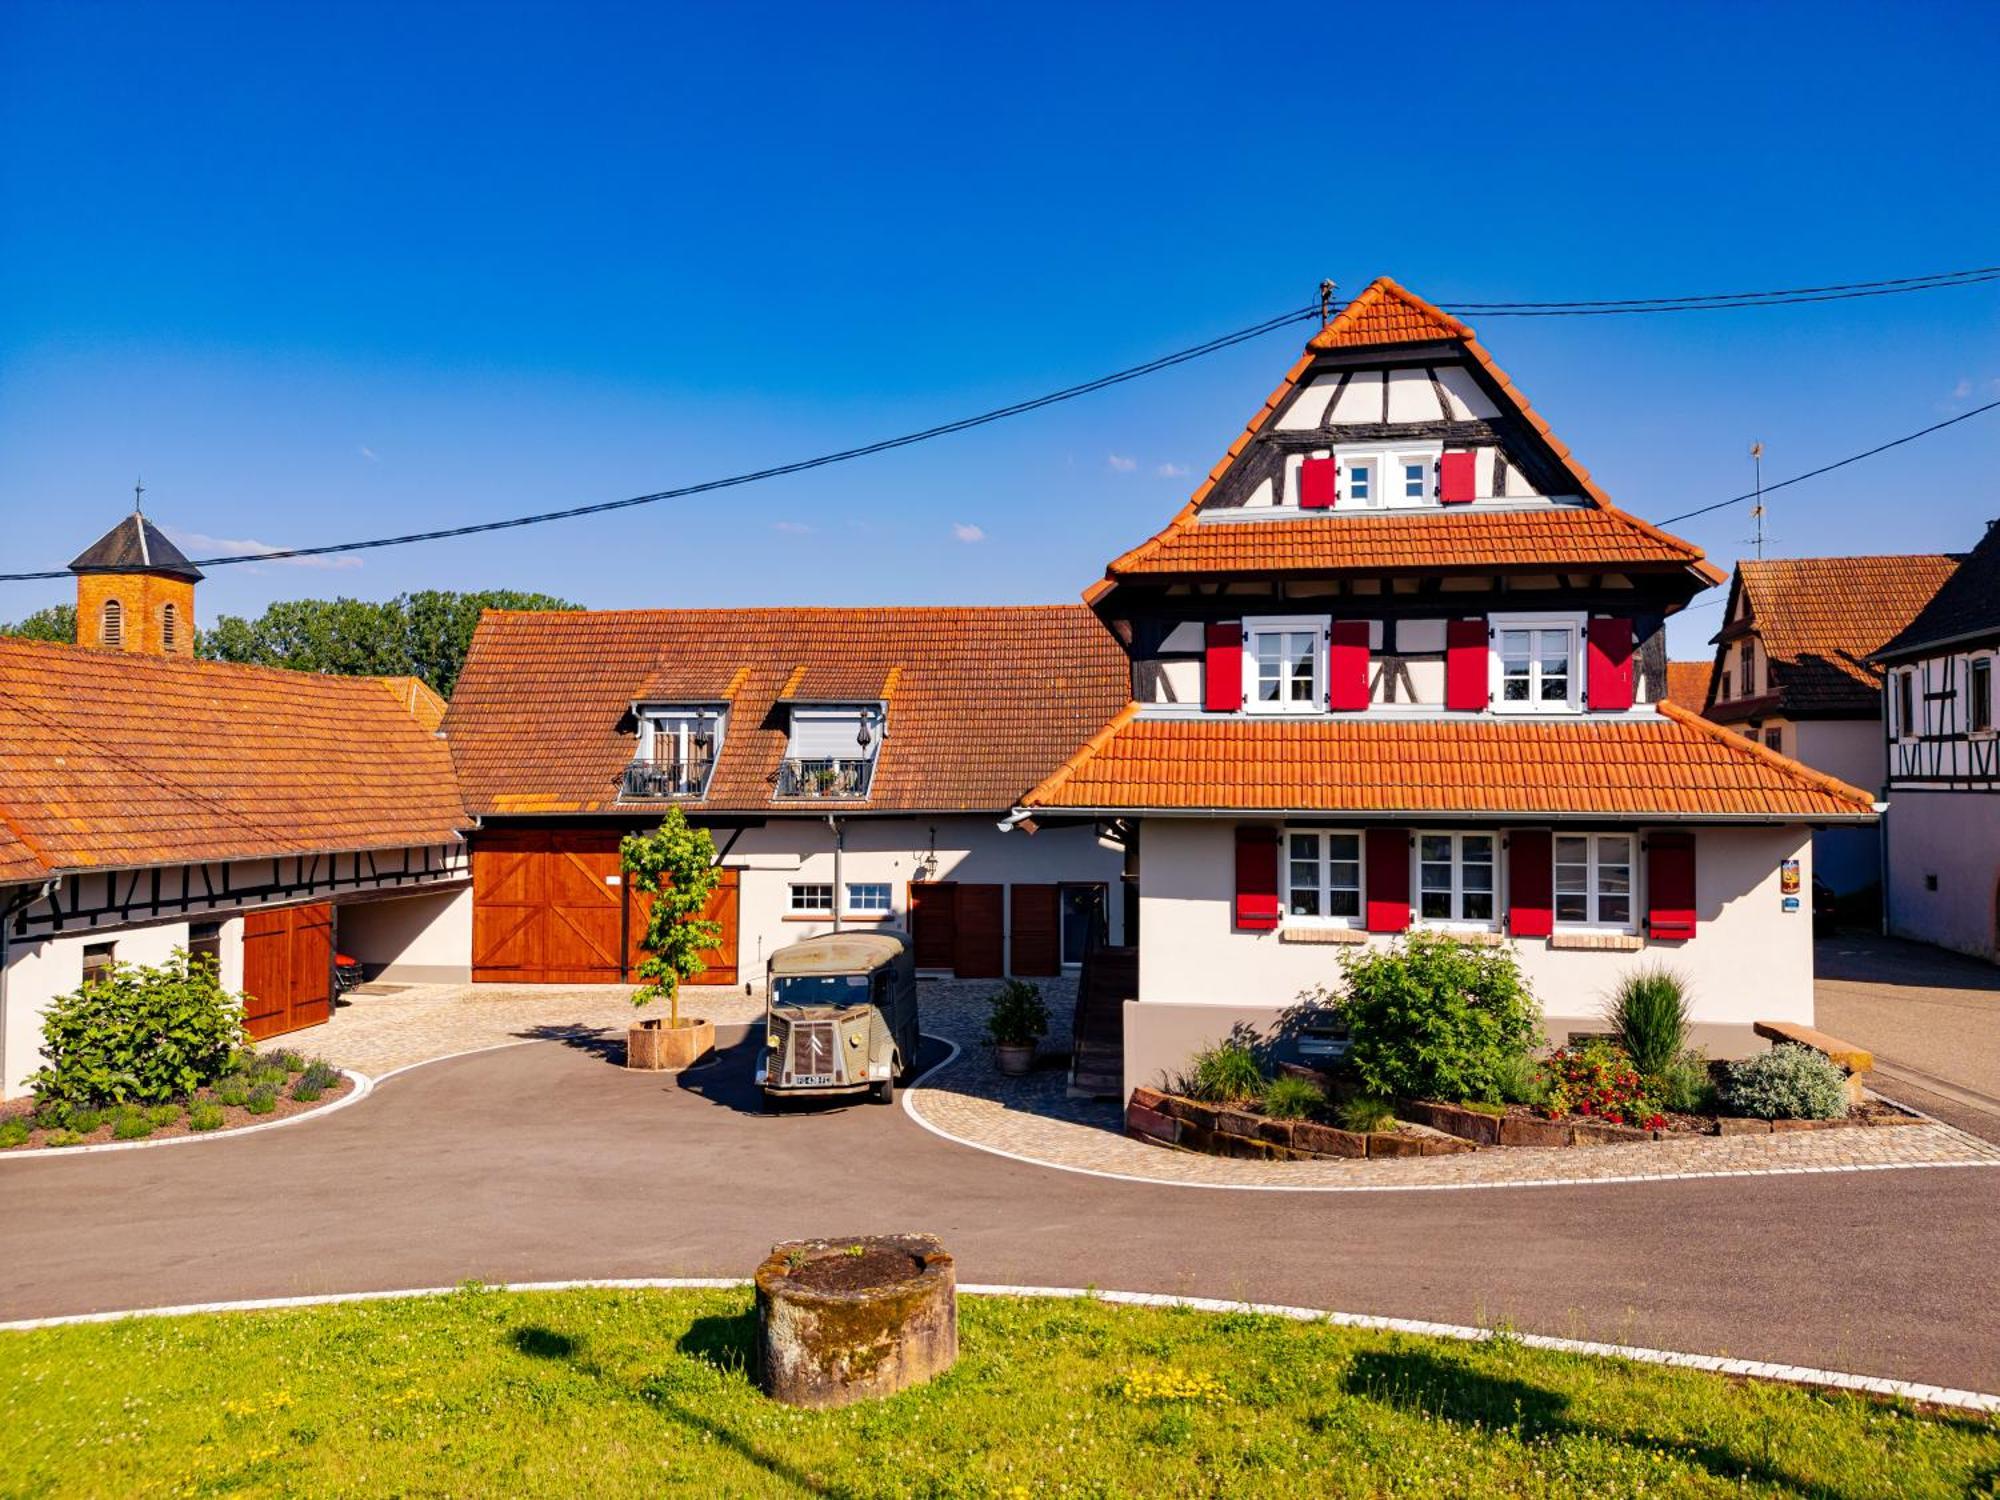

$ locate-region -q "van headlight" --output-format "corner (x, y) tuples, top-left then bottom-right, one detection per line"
(767, 1032), (780, 1050)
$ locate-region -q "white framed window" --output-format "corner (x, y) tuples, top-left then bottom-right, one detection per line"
(1282, 444), (1444, 510)
(1417, 833), (1496, 925)
(1399, 455), (1431, 500)
(1345, 457), (1375, 505)
(1894, 669), (1916, 740)
(1284, 829), (1362, 923)
(1490, 613), (1584, 714)
(1969, 657), (1993, 736)
(788, 883), (834, 915)
(1243, 615), (1325, 714)
(846, 882), (892, 915)
(1554, 833), (1635, 929)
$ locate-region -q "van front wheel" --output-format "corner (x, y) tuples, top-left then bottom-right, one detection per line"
(872, 1063), (897, 1105)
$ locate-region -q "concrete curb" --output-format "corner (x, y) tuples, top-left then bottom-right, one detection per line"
(0, 1277), (1991, 1415)
(0, 1068), (372, 1162)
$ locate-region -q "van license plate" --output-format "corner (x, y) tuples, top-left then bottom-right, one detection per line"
(795, 1074), (834, 1087)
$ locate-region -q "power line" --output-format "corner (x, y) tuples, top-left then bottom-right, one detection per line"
(1455, 264), (2000, 315)
(1655, 400), (2000, 526)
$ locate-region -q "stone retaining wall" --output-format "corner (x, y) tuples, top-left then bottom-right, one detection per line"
(1125, 1087), (1474, 1162)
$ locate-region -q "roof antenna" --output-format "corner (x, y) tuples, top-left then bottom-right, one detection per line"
(133, 476), (146, 516)
(1746, 442), (1766, 560)
(1318, 279), (1337, 328)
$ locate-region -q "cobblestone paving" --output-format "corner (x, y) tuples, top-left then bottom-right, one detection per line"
(294, 975), (2000, 1189)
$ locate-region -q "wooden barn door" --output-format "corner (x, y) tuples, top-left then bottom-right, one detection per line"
(627, 866), (740, 987)
(953, 883), (1005, 978)
(1008, 884), (1061, 977)
(472, 829), (624, 983)
(240, 902), (333, 1040)
(909, 881), (956, 970)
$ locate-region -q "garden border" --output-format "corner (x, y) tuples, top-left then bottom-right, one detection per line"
(0, 1069), (372, 1161)
(0, 1276), (1991, 1415)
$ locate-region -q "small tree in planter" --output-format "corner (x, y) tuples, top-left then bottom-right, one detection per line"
(620, 808), (723, 1071)
(984, 980), (1049, 1077)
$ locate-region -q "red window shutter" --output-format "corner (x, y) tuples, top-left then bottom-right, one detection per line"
(1234, 826), (1281, 931)
(1298, 456), (1339, 510)
(1508, 830), (1553, 938)
(1203, 622), (1242, 712)
(1647, 831), (1697, 940)
(1445, 618), (1488, 711)
(1438, 451), (1477, 504)
(1328, 620), (1370, 711)
(1588, 617), (1635, 710)
(1364, 829), (1410, 933)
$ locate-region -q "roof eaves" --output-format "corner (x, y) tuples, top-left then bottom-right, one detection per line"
(1655, 700), (1877, 811)
(1022, 701), (1143, 808)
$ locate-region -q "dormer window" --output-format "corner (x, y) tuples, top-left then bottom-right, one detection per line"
(777, 703), (883, 799)
(1243, 617), (1324, 714)
(1346, 460), (1374, 504)
(625, 706), (724, 798)
(1401, 460), (1427, 500)
(1490, 612), (1583, 715)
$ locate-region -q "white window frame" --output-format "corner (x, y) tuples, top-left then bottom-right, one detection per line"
(1397, 452), (1433, 502)
(787, 883), (834, 915)
(1415, 831), (1498, 928)
(845, 881), (893, 916)
(1282, 827), (1364, 926)
(1489, 611), (1585, 715)
(1345, 455), (1377, 507)
(1242, 615), (1327, 715)
(1553, 832), (1637, 932)
(1968, 655), (1994, 738)
(1894, 669), (1917, 741)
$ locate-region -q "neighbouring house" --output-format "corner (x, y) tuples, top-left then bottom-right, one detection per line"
(1702, 554), (1958, 901)
(1871, 520), (2000, 963)
(0, 511), (473, 1098)
(441, 606), (1132, 988)
(1663, 659), (1715, 714)
(1017, 277), (1879, 1097)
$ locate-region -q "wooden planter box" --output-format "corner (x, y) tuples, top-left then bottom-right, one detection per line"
(627, 1017), (714, 1072)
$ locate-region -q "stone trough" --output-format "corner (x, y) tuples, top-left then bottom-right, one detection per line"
(754, 1233), (957, 1408)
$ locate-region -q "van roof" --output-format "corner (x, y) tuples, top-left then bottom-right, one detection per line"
(769, 930), (912, 975)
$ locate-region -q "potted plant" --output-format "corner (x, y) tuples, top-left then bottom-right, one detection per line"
(984, 980), (1048, 1077)
(620, 808), (723, 1072)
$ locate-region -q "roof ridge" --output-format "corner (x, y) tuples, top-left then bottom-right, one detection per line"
(1655, 700), (1876, 809)
(482, 602), (1098, 621)
(1307, 276), (1475, 350)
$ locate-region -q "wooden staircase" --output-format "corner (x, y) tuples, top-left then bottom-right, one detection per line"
(1068, 944), (1136, 1099)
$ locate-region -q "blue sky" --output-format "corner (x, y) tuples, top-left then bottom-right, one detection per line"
(2, 0), (1995, 659)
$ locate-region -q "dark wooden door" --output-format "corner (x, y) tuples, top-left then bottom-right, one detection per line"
(909, 880), (956, 969)
(1009, 884), (1061, 977)
(953, 883), (1005, 978)
(627, 866), (740, 987)
(472, 829), (624, 983)
(240, 902), (333, 1040)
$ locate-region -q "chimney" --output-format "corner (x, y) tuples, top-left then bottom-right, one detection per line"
(68, 503), (203, 656)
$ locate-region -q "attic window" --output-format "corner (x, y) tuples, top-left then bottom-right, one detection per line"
(624, 706), (724, 798)
(101, 598), (123, 648)
(778, 704), (882, 799)
(161, 602), (179, 652)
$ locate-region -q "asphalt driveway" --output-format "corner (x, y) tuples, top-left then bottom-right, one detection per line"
(3, 1025), (1998, 1394)
(1817, 931), (2000, 1143)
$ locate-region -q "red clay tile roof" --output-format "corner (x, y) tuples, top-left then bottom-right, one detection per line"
(1721, 554), (1959, 716)
(1092, 277), (1721, 593)
(445, 606), (1131, 815)
(370, 675), (449, 734)
(0, 639), (469, 879)
(1022, 702), (1874, 821)
(1663, 660), (1716, 714)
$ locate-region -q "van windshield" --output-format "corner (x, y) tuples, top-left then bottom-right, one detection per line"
(771, 973), (873, 1008)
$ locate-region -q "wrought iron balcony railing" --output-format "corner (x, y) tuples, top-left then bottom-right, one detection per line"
(774, 756), (875, 799)
(621, 755), (714, 799)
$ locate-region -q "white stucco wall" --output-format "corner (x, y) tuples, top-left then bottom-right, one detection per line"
(1886, 789), (2000, 962)
(336, 887), (473, 983)
(1792, 718), (1886, 794)
(722, 815), (1126, 980)
(1125, 818), (1815, 1094)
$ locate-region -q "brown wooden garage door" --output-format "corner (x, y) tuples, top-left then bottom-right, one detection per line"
(241, 902), (333, 1040)
(629, 867), (739, 987)
(472, 828), (737, 985)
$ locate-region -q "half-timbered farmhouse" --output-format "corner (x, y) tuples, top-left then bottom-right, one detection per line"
(442, 606), (1131, 986)
(1702, 554), (1957, 900)
(1872, 519), (2000, 962)
(0, 514), (472, 1097)
(1019, 278), (1880, 1096)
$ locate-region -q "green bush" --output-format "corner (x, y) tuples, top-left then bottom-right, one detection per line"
(244, 1085), (279, 1116)
(1338, 933), (1541, 1104)
(1610, 967), (1692, 1078)
(66, 1106), (106, 1135)
(1337, 1095), (1395, 1133)
(249, 1066), (288, 1089)
(111, 1110), (153, 1141)
(299, 1059), (340, 1091)
(0, 1119), (29, 1149)
(1654, 1051), (1718, 1114)
(1722, 1045), (1849, 1120)
(1490, 1050), (1550, 1109)
(44, 1129), (82, 1148)
(227, 1047), (259, 1076)
(1177, 1040), (1266, 1103)
(983, 980), (1050, 1048)
(214, 1077), (251, 1108)
(1259, 1074), (1326, 1120)
(268, 1049), (307, 1073)
(291, 1079), (324, 1103)
(27, 950), (245, 1118)
(147, 1103), (182, 1128)
(187, 1102), (225, 1132)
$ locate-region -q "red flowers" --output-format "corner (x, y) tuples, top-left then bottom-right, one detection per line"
(1538, 1042), (1662, 1129)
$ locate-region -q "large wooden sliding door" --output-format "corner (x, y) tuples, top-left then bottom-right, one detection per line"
(241, 902), (333, 1040)
(953, 883), (1005, 978)
(1009, 884), (1061, 976)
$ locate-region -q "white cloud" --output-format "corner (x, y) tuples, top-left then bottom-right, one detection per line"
(1107, 453), (1138, 473)
(1156, 462), (1189, 478)
(1952, 379), (1973, 401)
(951, 522), (987, 544)
(164, 528), (363, 571)
(359, 446), (380, 462)
(769, 520), (815, 535)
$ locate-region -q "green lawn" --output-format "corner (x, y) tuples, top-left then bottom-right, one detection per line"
(2, 1287), (1994, 1498)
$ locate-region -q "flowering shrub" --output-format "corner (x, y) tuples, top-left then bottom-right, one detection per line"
(1538, 1041), (1664, 1130)
(1117, 1364), (1232, 1406)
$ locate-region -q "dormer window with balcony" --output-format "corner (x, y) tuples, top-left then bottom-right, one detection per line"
(625, 706), (724, 798)
(776, 703), (883, 799)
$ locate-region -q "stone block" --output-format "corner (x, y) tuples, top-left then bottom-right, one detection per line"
(1752, 1020), (1873, 1076)
(1158, 1095), (1217, 1128)
(1400, 1100), (1502, 1145)
(1366, 1131), (1426, 1158)
(1128, 1086), (1167, 1113)
(1291, 1121), (1369, 1158)
(1420, 1134), (1477, 1156)
(1498, 1116), (1574, 1148)
(1125, 1103), (1179, 1145)
(1570, 1120), (1651, 1147)
(1771, 1116), (1846, 1132)
(1716, 1116), (1774, 1136)
(1256, 1118), (1296, 1146)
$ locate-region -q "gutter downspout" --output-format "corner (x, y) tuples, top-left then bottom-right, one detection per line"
(0, 878), (61, 1100)
(826, 815), (844, 934)
(1875, 800), (1892, 938)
